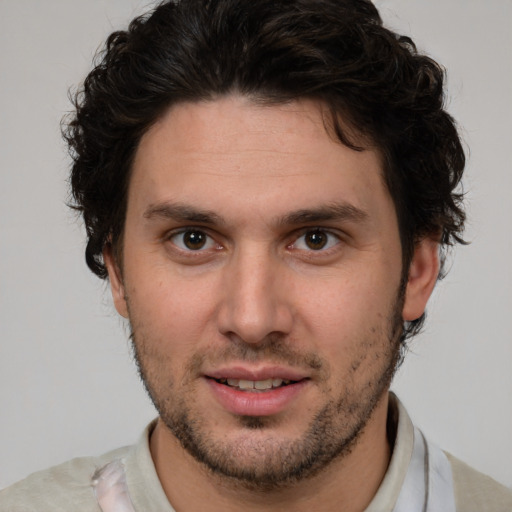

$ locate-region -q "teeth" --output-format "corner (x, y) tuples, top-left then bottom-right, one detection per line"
(238, 379), (254, 390)
(254, 379), (273, 390)
(221, 378), (293, 391)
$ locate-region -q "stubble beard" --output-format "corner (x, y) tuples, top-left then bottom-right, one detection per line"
(129, 299), (404, 491)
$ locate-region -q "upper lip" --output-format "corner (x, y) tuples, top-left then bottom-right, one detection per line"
(205, 365), (309, 382)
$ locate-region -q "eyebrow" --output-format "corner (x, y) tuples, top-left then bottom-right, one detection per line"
(278, 202), (368, 226)
(143, 202), (225, 226)
(143, 200), (368, 227)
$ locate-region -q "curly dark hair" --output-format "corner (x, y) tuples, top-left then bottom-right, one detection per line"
(64, 0), (466, 341)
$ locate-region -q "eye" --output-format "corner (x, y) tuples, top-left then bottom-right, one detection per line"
(292, 229), (340, 251)
(168, 229), (217, 251)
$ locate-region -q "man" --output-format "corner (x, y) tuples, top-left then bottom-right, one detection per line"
(1, 0), (511, 510)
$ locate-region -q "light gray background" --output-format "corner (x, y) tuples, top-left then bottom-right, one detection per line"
(1, 0), (511, 490)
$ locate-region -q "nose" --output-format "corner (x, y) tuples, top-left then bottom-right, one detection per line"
(217, 245), (294, 345)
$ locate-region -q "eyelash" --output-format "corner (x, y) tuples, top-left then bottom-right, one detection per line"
(166, 229), (220, 252)
(289, 229), (341, 252)
(165, 227), (342, 255)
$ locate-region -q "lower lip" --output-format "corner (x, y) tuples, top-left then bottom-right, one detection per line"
(206, 378), (308, 417)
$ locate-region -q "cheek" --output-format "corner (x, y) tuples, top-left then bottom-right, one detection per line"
(125, 266), (222, 352)
(297, 274), (398, 358)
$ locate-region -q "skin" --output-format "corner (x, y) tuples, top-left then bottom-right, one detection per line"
(105, 95), (439, 511)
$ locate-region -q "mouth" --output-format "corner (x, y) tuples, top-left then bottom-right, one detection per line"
(214, 377), (297, 392)
(207, 376), (308, 416)
(204, 366), (310, 416)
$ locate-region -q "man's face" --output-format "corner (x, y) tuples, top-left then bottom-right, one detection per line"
(106, 96), (435, 487)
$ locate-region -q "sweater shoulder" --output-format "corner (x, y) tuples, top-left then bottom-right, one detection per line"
(446, 452), (512, 512)
(0, 445), (130, 512)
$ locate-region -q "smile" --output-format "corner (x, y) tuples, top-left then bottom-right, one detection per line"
(207, 376), (308, 416)
(216, 378), (294, 391)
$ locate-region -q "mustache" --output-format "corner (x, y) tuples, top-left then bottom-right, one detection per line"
(130, 326), (325, 371)
(183, 334), (327, 378)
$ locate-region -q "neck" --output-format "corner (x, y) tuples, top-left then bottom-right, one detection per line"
(150, 393), (392, 512)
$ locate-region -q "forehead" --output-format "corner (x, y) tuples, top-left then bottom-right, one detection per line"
(128, 95), (392, 225)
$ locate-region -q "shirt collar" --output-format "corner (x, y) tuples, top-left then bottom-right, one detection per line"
(99, 393), (454, 512)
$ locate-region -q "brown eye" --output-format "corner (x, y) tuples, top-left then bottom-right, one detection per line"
(170, 229), (216, 251)
(183, 230), (207, 250)
(304, 230), (328, 250)
(292, 229), (340, 252)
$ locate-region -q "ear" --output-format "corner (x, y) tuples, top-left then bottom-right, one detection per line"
(103, 244), (129, 318)
(402, 237), (440, 322)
